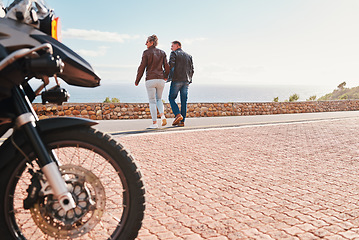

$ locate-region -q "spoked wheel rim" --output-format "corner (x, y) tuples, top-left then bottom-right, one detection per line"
(30, 164), (107, 238)
(6, 140), (130, 240)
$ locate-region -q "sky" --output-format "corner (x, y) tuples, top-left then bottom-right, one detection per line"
(13, 0), (359, 88)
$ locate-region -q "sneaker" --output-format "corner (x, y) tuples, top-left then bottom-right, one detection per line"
(147, 123), (158, 129)
(172, 114), (183, 126)
(161, 116), (167, 126)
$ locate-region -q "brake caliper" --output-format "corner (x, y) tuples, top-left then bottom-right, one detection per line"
(23, 169), (42, 210)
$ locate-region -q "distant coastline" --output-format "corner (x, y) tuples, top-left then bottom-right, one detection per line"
(318, 83), (359, 101)
(33, 82), (334, 104)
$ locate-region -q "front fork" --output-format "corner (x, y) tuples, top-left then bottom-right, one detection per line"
(12, 86), (76, 212)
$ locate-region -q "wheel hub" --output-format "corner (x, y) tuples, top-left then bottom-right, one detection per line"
(30, 164), (106, 239)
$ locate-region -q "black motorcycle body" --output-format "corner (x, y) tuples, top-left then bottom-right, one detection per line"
(0, 1), (145, 239)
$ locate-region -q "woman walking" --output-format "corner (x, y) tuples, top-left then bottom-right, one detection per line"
(135, 34), (170, 129)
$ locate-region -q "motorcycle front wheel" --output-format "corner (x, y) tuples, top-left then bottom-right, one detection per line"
(0, 126), (145, 240)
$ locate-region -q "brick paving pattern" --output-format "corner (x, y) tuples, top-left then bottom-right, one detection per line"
(117, 118), (359, 239)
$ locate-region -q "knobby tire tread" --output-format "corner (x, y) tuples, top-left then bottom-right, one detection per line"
(0, 126), (145, 240)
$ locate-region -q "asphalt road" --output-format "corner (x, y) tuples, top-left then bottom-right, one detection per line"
(94, 110), (359, 136)
(2, 111), (359, 142)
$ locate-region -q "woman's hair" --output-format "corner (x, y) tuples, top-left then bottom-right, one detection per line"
(147, 34), (158, 46)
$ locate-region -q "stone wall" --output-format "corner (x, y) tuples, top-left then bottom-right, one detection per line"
(33, 100), (359, 120)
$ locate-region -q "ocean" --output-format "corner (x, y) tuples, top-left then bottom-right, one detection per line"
(32, 82), (334, 104)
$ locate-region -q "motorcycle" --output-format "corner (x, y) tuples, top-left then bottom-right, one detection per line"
(0, 0), (145, 239)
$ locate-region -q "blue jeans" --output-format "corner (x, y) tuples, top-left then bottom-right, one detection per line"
(169, 81), (189, 122)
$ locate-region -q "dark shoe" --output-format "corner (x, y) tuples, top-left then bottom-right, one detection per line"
(172, 114), (183, 126)
(178, 122), (185, 127)
(173, 122), (184, 127)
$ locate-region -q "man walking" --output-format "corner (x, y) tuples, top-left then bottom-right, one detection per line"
(168, 41), (194, 127)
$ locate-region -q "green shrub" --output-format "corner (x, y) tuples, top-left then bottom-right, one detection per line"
(318, 93), (332, 101)
(337, 81), (346, 90)
(339, 94), (348, 100)
(111, 97), (120, 103)
(103, 97), (120, 103)
(306, 95), (316, 101)
(289, 93), (299, 102)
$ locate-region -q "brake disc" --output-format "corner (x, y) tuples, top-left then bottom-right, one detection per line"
(30, 164), (106, 239)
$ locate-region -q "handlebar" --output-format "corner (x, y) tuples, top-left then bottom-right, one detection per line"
(0, 43), (53, 71)
(0, 43), (64, 77)
(25, 53), (64, 76)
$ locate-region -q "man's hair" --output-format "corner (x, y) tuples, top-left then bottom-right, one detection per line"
(172, 41), (182, 47)
(147, 34), (158, 46)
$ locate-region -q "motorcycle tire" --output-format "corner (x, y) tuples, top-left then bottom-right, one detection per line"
(0, 126), (145, 240)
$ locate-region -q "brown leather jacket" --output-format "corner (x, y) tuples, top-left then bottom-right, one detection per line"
(135, 46), (170, 85)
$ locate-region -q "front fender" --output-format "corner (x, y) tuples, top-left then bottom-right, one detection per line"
(36, 117), (98, 133)
(0, 117), (98, 170)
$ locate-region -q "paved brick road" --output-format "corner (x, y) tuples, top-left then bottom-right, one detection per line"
(117, 117), (359, 240)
